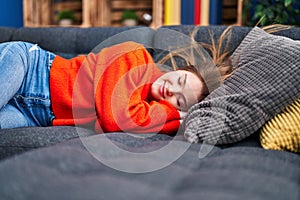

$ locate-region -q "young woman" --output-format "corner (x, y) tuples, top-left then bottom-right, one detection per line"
(1, 25), (288, 136)
(0, 40), (212, 135)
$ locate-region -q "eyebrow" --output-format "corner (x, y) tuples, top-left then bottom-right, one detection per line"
(178, 74), (187, 87)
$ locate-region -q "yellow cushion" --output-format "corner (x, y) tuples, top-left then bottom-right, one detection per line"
(260, 98), (300, 153)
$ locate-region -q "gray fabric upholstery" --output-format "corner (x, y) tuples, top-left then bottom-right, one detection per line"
(0, 126), (94, 159)
(0, 133), (298, 200)
(184, 27), (300, 144)
(10, 27), (144, 58)
(0, 27), (15, 43)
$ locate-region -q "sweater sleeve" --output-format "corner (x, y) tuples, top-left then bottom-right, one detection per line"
(93, 41), (180, 134)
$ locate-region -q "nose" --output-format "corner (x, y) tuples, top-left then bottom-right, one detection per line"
(166, 88), (173, 97)
(166, 86), (181, 97)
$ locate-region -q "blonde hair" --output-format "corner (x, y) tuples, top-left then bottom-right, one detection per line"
(157, 24), (292, 99)
(198, 26), (235, 81)
(157, 26), (235, 100)
(261, 24), (292, 33)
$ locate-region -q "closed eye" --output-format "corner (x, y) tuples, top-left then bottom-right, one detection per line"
(177, 74), (187, 109)
(176, 95), (187, 110)
(177, 99), (181, 107)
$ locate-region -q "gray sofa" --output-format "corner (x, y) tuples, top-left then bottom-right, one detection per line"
(0, 25), (299, 200)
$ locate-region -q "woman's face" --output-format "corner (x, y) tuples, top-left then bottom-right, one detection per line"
(151, 70), (204, 111)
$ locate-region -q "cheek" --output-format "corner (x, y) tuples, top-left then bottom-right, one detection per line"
(151, 83), (160, 99)
(164, 96), (179, 110)
(151, 77), (164, 99)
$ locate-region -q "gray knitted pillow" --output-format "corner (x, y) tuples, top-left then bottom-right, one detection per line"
(184, 27), (300, 145)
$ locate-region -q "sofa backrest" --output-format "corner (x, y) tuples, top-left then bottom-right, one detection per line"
(1, 25), (300, 60)
(8, 26), (150, 58)
(0, 27), (15, 43)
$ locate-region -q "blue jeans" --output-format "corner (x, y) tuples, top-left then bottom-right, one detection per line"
(0, 42), (55, 128)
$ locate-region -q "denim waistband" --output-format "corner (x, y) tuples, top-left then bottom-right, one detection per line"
(48, 52), (56, 69)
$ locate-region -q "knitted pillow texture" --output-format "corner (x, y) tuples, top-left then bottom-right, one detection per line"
(260, 98), (300, 153)
(184, 27), (300, 145)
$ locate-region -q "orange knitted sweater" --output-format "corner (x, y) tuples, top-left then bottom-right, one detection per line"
(50, 41), (180, 134)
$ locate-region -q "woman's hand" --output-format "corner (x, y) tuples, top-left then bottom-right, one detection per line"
(178, 111), (187, 124)
(178, 111), (187, 119)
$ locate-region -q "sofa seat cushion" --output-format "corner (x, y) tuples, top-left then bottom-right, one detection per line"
(0, 126), (94, 159)
(0, 132), (298, 200)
